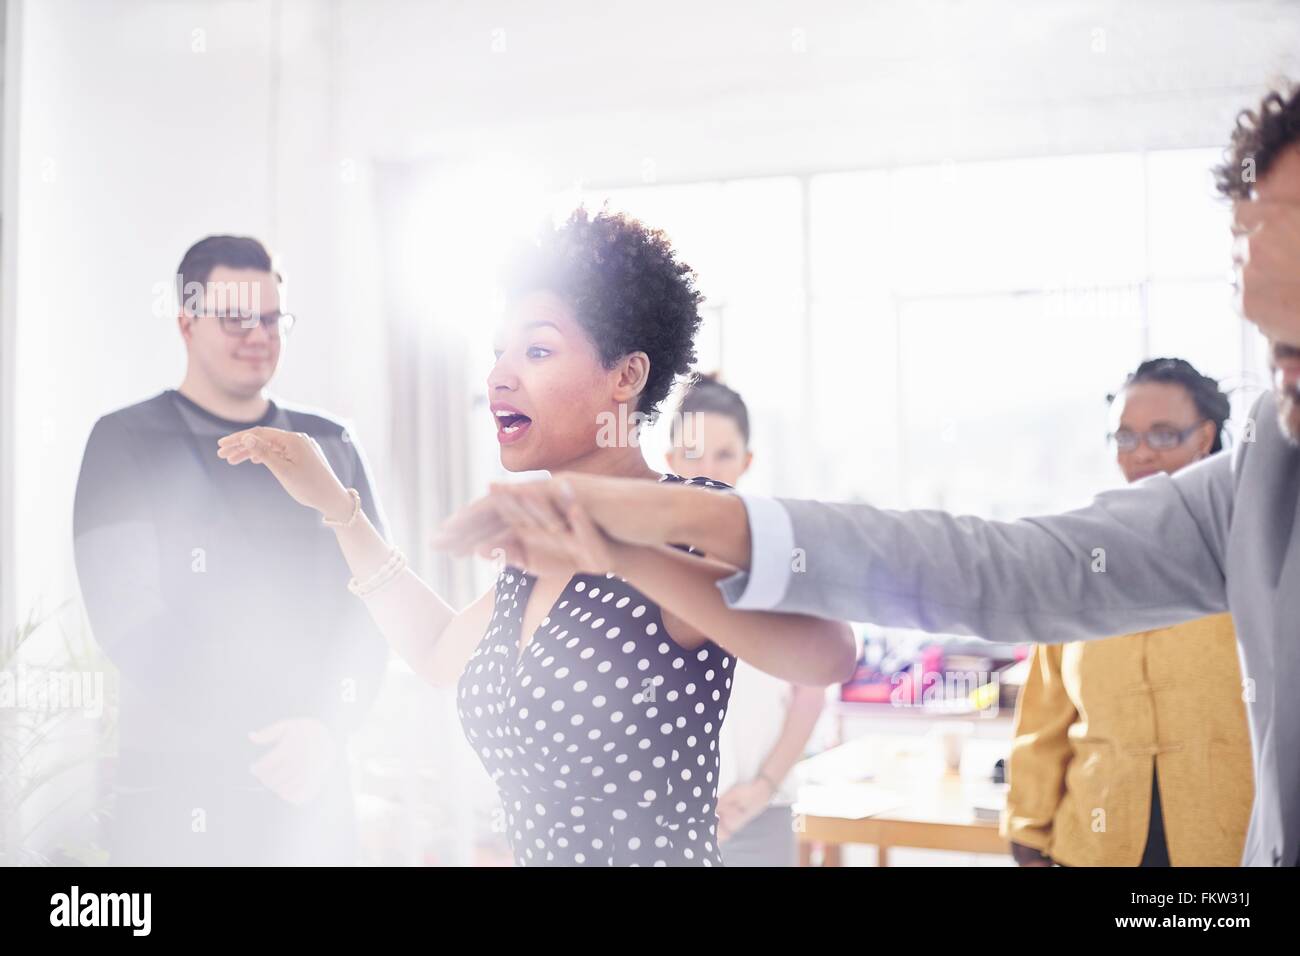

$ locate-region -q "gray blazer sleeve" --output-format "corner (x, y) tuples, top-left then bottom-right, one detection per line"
(756, 450), (1235, 643)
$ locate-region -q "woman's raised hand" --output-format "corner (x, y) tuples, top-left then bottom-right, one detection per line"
(217, 426), (353, 521)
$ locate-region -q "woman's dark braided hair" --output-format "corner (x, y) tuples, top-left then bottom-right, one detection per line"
(1107, 357), (1231, 454)
(671, 372), (751, 447)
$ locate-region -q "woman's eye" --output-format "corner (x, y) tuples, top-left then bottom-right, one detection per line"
(526, 346), (551, 359)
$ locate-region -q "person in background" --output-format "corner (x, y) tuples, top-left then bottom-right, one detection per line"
(666, 374), (829, 867)
(1004, 358), (1253, 867)
(73, 236), (389, 865)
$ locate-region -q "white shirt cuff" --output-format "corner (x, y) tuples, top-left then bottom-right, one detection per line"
(715, 493), (795, 611)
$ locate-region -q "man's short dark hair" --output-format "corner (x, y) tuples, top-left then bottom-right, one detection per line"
(175, 235), (275, 311)
(1214, 84), (1300, 200)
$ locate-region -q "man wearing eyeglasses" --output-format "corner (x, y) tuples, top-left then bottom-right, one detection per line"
(72, 235), (389, 865)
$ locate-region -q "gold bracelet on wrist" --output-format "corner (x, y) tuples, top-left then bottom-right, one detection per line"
(348, 547), (407, 598)
(323, 488), (361, 528)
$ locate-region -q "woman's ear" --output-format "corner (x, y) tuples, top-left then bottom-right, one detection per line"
(612, 351), (651, 404)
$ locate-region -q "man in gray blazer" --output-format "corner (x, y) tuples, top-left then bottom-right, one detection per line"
(708, 88), (1300, 867)
(713, 387), (1295, 869)
(440, 85), (1300, 867)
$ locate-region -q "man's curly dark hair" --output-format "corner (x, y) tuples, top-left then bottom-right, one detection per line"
(504, 205), (704, 416)
(1214, 83), (1300, 200)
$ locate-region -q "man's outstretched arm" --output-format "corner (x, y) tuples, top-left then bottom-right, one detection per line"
(707, 453), (1234, 644)
(434, 451), (1234, 646)
(562, 450), (1234, 643)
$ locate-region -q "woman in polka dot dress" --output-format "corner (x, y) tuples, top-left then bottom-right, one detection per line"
(222, 208), (857, 866)
(458, 475), (738, 866)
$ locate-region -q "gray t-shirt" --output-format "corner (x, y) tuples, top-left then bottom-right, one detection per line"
(74, 389), (389, 778)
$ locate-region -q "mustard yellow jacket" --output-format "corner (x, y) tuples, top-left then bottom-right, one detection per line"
(1001, 614), (1253, 866)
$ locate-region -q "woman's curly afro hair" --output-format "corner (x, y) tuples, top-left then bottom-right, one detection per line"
(504, 205), (704, 416)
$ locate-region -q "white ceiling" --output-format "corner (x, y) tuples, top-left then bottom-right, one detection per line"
(329, 0), (1300, 182)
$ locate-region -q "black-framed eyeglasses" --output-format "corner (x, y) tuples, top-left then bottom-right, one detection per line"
(193, 310), (297, 337)
(1108, 421), (1206, 453)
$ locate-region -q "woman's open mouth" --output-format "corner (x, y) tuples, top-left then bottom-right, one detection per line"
(492, 404), (533, 445)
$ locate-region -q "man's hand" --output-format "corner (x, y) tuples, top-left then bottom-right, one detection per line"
(433, 480), (618, 577)
(432, 473), (752, 570)
(1232, 198), (1300, 347)
(248, 717), (339, 806)
(433, 475), (672, 556)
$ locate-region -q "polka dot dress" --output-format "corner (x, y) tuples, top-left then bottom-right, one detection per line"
(456, 474), (735, 866)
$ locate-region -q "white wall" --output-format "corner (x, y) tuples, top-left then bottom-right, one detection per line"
(5, 0), (390, 628)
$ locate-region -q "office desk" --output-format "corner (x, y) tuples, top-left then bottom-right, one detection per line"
(794, 733), (1010, 866)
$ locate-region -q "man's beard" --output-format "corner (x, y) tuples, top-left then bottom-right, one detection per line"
(1279, 384), (1300, 447)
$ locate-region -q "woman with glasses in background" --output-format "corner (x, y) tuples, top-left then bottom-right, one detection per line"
(1003, 357), (1253, 867)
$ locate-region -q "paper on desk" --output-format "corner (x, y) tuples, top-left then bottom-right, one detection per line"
(793, 782), (905, 820)
(796, 739), (876, 785)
